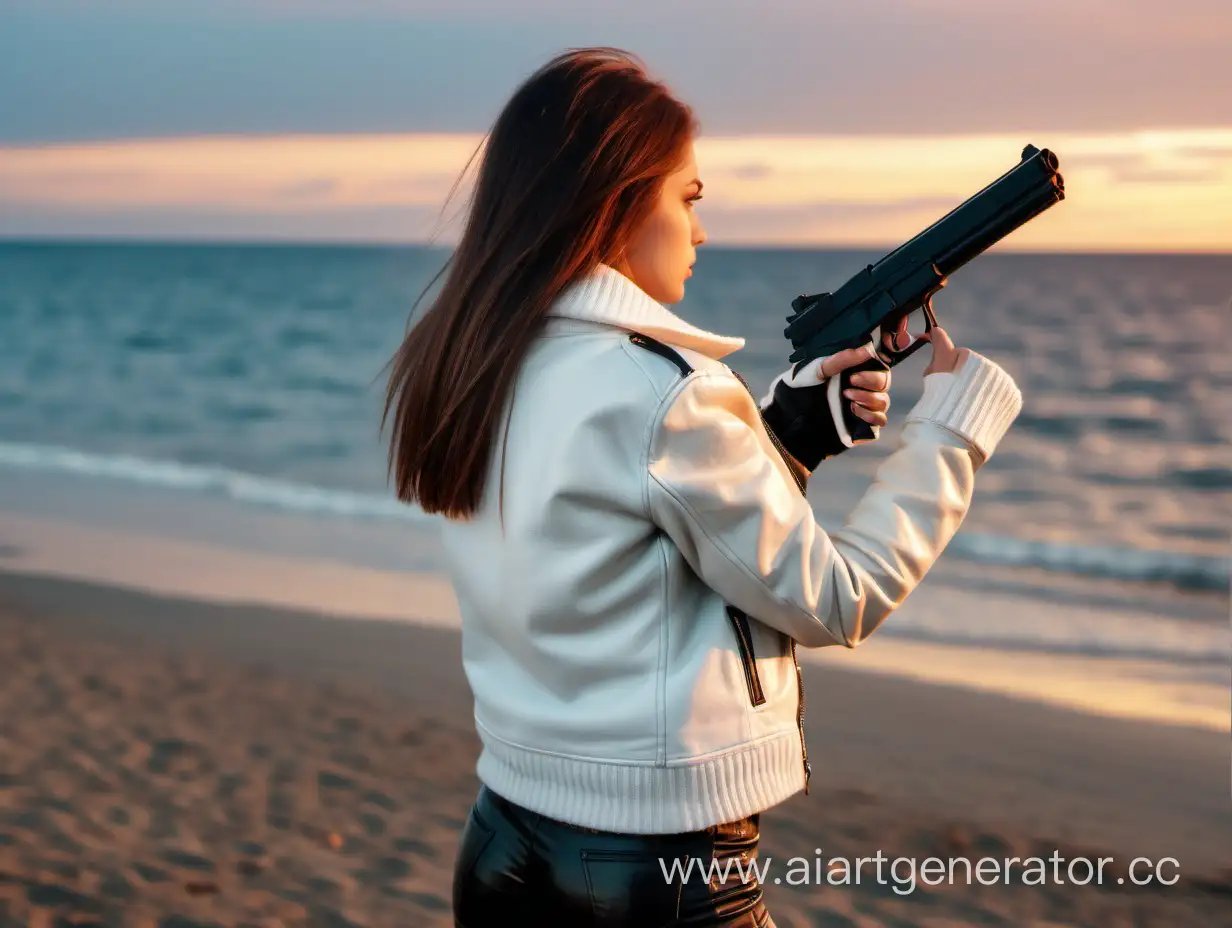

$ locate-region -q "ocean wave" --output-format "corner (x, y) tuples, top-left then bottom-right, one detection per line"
(945, 532), (1228, 593)
(0, 440), (430, 525)
(879, 623), (1229, 669)
(0, 440), (1226, 593)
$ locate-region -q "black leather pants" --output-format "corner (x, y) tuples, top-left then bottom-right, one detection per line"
(453, 785), (777, 927)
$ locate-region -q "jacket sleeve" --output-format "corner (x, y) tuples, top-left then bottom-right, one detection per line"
(758, 375), (856, 469)
(645, 353), (1022, 648)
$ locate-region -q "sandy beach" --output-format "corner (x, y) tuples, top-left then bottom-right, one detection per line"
(3, 18), (1230, 925)
(1, 558), (1229, 927)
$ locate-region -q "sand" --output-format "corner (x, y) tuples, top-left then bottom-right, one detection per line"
(0, 568), (1229, 928)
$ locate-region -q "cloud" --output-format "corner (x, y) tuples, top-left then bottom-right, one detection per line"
(2, 129), (1229, 251)
(372, 171), (473, 198)
(691, 198), (970, 247)
(728, 164), (776, 181)
(0, 204), (448, 244)
(273, 177), (340, 201)
(2, 1), (1230, 142)
(1112, 166), (1225, 185)
(1176, 143), (1232, 159)
(0, 134), (481, 209)
(1060, 143), (1231, 186)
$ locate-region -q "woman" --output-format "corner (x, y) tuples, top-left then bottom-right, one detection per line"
(383, 47), (1022, 928)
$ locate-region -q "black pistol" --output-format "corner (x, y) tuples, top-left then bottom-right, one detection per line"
(783, 143), (1065, 444)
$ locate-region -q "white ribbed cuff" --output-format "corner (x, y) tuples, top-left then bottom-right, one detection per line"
(904, 351), (1023, 462)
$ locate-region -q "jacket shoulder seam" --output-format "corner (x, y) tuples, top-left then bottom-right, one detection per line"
(617, 333), (696, 396)
(624, 332), (694, 377)
(617, 336), (704, 515)
(643, 369), (846, 648)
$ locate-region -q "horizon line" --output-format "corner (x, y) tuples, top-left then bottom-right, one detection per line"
(2, 234), (1229, 258)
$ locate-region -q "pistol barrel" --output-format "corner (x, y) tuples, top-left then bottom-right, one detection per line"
(783, 144), (1066, 363)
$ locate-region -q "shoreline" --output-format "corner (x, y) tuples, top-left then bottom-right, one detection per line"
(2, 508), (1225, 735)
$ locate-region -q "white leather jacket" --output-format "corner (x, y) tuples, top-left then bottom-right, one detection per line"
(437, 263), (1023, 834)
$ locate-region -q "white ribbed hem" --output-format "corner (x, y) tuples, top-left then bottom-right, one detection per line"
(473, 720), (806, 834)
(903, 351), (1023, 462)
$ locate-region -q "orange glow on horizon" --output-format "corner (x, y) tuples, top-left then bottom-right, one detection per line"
(2, 129), (1230, 253)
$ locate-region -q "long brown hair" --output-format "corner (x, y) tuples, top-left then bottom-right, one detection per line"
(382, 47), (698, 520)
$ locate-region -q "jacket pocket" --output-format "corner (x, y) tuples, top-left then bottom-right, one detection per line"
(725, 605), (767, 707)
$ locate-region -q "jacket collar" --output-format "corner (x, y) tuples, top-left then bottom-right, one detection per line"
(547, 263), (745, 361)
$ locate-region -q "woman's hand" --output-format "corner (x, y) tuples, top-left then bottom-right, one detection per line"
(821, 346), (891, 428)
(823, 319), (970, 426)
(918, 326), (971, 376)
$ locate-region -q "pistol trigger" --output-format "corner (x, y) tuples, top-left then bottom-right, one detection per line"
(885, 318), (909, 353)
(921, 292), (939, 332)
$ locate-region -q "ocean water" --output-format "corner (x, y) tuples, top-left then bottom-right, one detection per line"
(0, 242), (1228, 611)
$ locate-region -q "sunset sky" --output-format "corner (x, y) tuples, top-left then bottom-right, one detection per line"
(2, 0), (1229, 251)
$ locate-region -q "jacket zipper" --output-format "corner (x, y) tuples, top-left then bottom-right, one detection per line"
(725, 606), (766, 706)
(730, 368), (812, 795)
(790, 637), (811, 795)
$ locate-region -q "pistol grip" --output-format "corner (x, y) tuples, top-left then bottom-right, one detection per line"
(837, 353), (892, 445)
